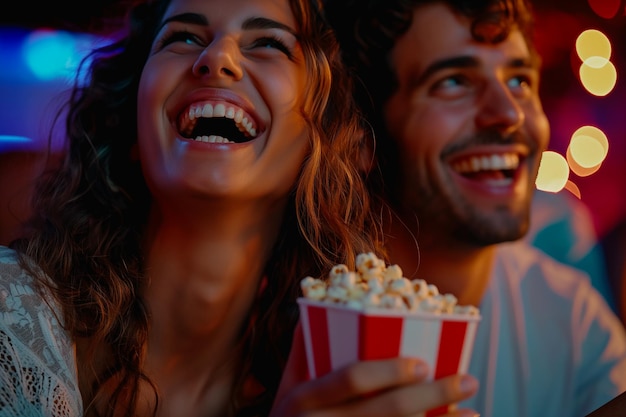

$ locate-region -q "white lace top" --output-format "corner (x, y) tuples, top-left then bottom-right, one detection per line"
(0, 246), (82, 416)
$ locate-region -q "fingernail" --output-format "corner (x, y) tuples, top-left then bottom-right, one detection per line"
(414, 362), (428, 377)
(460, 375), (478, 394)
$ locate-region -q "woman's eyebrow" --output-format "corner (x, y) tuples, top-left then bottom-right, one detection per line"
(158, 13), (296, 37)
(158, 12), (208, 31)
(241, 17), (297, 37)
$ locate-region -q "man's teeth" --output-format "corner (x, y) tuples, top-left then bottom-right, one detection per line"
(188, 103), (257, 137)
(194, 135), (232, 143)
(452, 153), (519, 173)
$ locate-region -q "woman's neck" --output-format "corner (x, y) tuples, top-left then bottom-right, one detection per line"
(142, 198), (283, 359)
(136, 198), (286, 416)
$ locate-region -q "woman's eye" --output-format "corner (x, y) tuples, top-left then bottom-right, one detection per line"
(161, 31), (202, 47)
(252, 36), (292, 58)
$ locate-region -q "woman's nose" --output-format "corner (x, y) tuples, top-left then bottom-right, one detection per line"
(192, 37), (243, 81)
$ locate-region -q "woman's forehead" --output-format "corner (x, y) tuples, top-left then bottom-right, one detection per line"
(162, 0), (298, 29)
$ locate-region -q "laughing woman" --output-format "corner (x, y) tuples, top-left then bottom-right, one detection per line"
(0, 0), (483, 416)
(0, 0), (386, 416)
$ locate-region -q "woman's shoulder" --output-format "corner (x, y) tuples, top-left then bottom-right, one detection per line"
(0, 245), (51, 314)
(0, 245), (83, 416)
(0, 245), (72, 366)
(0, 244), (19, 264)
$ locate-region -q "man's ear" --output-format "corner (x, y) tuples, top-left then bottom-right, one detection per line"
(358, 126), (377, 176)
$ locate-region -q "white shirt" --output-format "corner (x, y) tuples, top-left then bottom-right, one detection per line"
(461, 240), (626, 417)
(0, 246), (82, 417)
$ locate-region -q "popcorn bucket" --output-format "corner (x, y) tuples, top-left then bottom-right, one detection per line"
(297, 297), (481, 417)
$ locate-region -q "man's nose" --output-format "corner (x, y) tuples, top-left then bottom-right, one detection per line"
(475, 80), (525, 135)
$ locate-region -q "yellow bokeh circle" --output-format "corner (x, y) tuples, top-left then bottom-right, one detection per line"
(576, 29), (611, 62)
(536, 151), (569, 192)
(579, 60), (617, 96)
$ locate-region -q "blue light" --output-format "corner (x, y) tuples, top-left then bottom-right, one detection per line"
(21, 29), (97, 82)
(0, 135), (33, 152)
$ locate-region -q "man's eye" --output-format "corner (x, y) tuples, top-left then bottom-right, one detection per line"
(252, 36), (292, 58)
(508, 75), (531, 89)
(432, 75), (467, 92)
(439, 76), (464, 88)
(508, 75), (535, 97)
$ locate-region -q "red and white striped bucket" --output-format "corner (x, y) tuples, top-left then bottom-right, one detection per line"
(298, 298), (481, 417)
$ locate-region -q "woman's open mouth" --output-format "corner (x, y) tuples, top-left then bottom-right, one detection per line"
(178, 101), (260, 144)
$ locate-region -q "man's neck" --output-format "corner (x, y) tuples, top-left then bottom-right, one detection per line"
(383, 214), (495, 307)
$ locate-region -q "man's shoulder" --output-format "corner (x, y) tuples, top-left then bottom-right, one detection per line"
(496, 239), (590, 278)
(493, 240), (625, 338)
(494, 239), (596, 298)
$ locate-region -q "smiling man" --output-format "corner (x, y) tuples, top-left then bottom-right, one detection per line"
(325, 0), (626, 416)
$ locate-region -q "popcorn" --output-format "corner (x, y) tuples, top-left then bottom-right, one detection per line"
(300, 276), (326, 300)
(379, 293), (406, 310)
(356, 252), (386, 282)
(386, 277), (413, 296)
(300, 252), (479, 316)
(383, 263), (403, 281)
(297, 253), (481, 417)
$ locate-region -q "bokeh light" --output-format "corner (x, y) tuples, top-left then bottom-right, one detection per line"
(564, 180), (582, 199)
(570, 126), (609, 165)
(587, 0), (621, 19)
(22, 29), (100, 83)
(575, 29), (617, 96)
(542, 25), (619, 200)
(22, 30), (78, 81)
(579, 60), (617, 96)
(567, 148), (602, 177)
(575, 29), (611, 62)
(536, 151), (570, 193)
(0, 135), (33, 152)
(567, 125), (609, 176)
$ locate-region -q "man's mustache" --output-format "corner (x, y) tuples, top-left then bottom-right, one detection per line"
(442, 129), (534, 157)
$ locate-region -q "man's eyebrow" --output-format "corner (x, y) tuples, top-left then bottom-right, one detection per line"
(508, 57), (537, 70)
(416, 56), (480, 85)
(413, 55), (536, 86)
(157, 13), (296, 37)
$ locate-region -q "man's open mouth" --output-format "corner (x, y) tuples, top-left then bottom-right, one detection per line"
(450, 152), (521, 181)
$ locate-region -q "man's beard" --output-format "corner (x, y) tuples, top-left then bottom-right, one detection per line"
(451, 200), (531, 246)
(404, 173), (532, 249)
